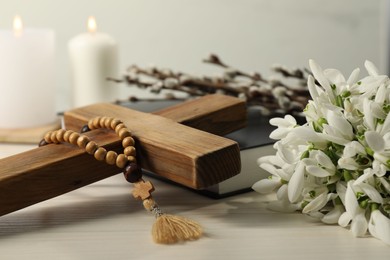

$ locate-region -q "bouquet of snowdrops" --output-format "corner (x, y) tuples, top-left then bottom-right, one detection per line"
(252, 60), (390, 245)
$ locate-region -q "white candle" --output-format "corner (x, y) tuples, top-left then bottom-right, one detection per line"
(69, 16), (119, 107)
(0, 15), (56, 128)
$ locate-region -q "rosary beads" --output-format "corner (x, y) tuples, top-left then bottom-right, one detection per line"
(40, 116), (202, 244)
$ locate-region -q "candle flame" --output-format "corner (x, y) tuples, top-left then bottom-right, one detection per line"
(87, 16), (97, 33)
(13, 15), (23, 36)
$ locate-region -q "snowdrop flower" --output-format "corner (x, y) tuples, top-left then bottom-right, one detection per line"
(254, 59), (390, 246)
(339, 181), (368, 237)
(252, 154), (291, 194)
(303, 150), (336, 178)
(269, 115), (297, 139)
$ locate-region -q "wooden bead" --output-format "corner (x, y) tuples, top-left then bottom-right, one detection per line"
(116, 154), (128, 168)
(81, 125), (90, 133)
(105, 151), (117, 165)
(127, 156), (136, 163)
(94, 147), (107, 161)
(124, 146), (136, 156)
(77, 135), (89, 148)
(85, 141), (98, 154)
(122, 136), (135, 148)
(63, 130), (73, 143)
(69, 132), (80, 145)
(104, 117), (113, 129)
(44, 131), (52, 143)
(118, 128), (131, 139)
(99, 117), (107, 128)
(50, 131), (59, 143)
(123, 162), (142, 183)
(55, 129), (66, 142)
(91, 117), (100, 129)
(39, 139), (48, 147)
(115, 123), (126, 134)
(110, 119), (122, 130)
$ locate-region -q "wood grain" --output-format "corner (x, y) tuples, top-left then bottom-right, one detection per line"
(153, 94), (247, 136)
(0, 95), (246, 216)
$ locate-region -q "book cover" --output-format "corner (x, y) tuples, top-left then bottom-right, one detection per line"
(203, 108), (276, 198)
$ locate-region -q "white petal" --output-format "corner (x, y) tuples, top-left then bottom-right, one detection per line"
(338, 157), (360, 170)
(373, 153), (390, 165)
(277, 144), (297, 164)
(292, 126), (324, 142)
(270, 128), (289, 139)
(374, 84), (386, 104)
(352, 141), (366, 154)
(309, 60), (334, 102)
(307, 211), (325, 220)
(252, 178), (281, 194)
(324, 68), (346, 84)
(364, 60), (379, 76)
(257, 155), (274, 165)
(378, 177), (390, 193)
(302, 192), (329, 214)
(363, 99), (375, 130)
(276, 184), (288, 201)
(345, 181), (360, 216)
(275, 168), (292, 181)
(359, 183), (383, 204)
(359, 75), (387, 94)
(327, 110), (353, 140)
(351, 213), (368, 237)
(284, 115), (297, 125)
(380, 112), (390, 136)
(354, 169), (374, 185)
(270, 115), (295, 127)
(338, 212), (352, 227)
(371, 102), (386, 119)
(307, 75), (319, 101)
(315, 150), (335, 170)
(347, 68), (360, 85)
(288, 162), (305, 203)
(374, 162), (388, 177)
(322, 205), (344, 224)
(365, 131), (385, 152)
(259, 163), (278, 176)
(306, 165), (332, 177)
(369, 210), (390, 245)
(336, 182), (347, 205)
(318, 132), (350, 146)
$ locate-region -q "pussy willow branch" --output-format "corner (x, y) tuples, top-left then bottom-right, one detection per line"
(109, 54), (311, 117)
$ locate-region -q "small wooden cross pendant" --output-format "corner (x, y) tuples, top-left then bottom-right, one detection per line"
(132, 180), (155, 200)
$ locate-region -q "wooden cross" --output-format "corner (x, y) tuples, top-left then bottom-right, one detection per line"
(0, 94), (246, 216)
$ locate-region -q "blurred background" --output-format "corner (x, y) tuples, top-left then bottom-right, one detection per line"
(0, 0), (388, 113)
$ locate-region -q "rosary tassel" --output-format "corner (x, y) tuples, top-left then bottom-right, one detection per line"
(142, 197), (203, 244)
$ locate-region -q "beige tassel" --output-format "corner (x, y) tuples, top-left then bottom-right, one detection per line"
(143, 198), (203, 244)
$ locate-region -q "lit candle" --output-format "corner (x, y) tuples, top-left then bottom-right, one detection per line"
(0, 15), (56, 128)
(68, 16), (119, 107)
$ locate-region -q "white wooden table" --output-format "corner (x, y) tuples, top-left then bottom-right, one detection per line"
(0, 144), (389, 259)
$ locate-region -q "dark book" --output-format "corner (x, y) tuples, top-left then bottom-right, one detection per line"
(203, 108), (275, 197)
